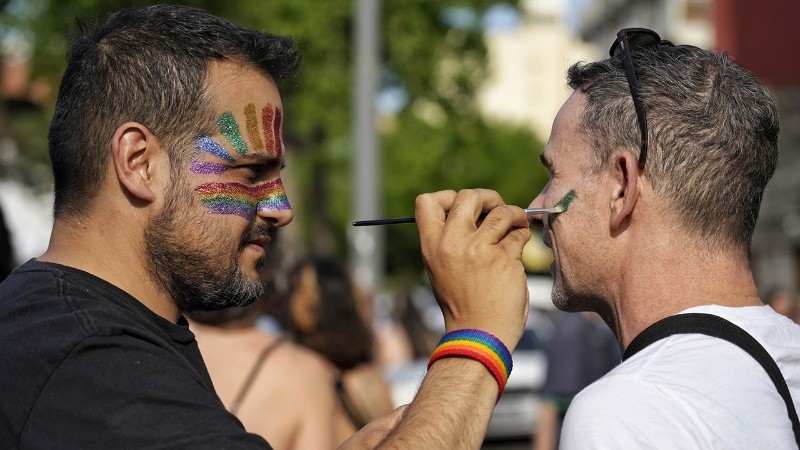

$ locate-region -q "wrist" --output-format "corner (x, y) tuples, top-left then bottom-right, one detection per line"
(444, 321), (521, 354)
(428, 328), (513, 401)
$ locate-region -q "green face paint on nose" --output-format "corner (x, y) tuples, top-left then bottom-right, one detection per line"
(548, 189), (576, 227)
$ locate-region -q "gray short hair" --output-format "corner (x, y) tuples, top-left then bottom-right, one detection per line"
(568, 45), (779, 255)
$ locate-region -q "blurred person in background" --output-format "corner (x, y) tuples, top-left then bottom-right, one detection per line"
(280, 254), (396, 444)
(0, 203), (13, 281)
(187, 233), (345, 449)
(765, 288), (796, 320)
(532, 311), (619, 450)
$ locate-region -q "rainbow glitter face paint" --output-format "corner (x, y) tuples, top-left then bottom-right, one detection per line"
(260, 104), (283, 159)
(196, 135), (235, 162)
(189, 160), (228, 175)
(548, 189), (576, 227)
(190, 104), (289, 218)
(194, 178), (291, 220)
(198, 104), (284, 160)
(271, 107), (283, 159)
(218, 111), (248, 155)
(245, 103), (264, 152)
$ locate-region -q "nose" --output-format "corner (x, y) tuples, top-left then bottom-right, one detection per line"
(260, 204), (293, 228)
(527, 191), (547, 229)
(255, 178), (294, 228)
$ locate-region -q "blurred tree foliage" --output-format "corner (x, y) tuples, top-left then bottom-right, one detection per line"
(2, 0), (548, 286)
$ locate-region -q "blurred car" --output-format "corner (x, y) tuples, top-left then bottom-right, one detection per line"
(385, 275), (556, 440)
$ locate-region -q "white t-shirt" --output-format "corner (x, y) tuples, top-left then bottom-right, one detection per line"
(560, 305), (800, 449)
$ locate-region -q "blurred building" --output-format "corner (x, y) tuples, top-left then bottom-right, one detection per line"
(575, 0), (713, 47)
(714, 0), (800, 295)
(478, 0), (602, 141)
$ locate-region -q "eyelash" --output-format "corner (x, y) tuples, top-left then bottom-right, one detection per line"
(240, 163), (286, 179)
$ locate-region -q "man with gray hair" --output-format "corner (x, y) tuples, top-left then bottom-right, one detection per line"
(419, 28), (800, 448)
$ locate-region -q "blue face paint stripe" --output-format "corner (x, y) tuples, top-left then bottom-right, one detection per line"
(196, 135), (234, 162)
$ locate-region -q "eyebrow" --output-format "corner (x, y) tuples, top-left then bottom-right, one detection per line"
(237, 152), (285, 169)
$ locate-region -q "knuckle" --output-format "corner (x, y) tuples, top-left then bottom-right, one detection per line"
(415, 193), (432, 208)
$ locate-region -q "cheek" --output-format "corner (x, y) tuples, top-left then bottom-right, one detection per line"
(194, 182), (260, 220)
(193, 178), (292, 220)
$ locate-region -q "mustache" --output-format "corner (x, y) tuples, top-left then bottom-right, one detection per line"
(240, 223), (277, 248)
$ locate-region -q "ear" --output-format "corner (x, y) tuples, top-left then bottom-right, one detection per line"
(111, 122), (161, 203)
(609, 152), (642, 230)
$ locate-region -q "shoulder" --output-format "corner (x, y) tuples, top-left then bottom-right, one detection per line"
(559, 309), (800, 449)
(271, 340), (337, 387)
(22, 333), (262, 448)
(560, 370), (711, 448)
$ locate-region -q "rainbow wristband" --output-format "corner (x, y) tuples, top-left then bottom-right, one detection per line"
(427, 329), (513, 400)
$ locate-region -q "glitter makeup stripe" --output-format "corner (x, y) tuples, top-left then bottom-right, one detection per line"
(273, 107), (283, 159)
(194, 179), (291, 220)
(189, 160), (228, 175)
(261, 106), (275, 156)
(196, 135), (235, 162)
(549, 189), (576, 227)
(218, 111), (249, 155)
(244, 103), (264, 151)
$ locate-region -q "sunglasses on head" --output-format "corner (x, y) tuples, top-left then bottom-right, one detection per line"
(609, 28), (674, 169)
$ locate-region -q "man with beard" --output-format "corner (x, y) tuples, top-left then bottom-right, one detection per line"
(0, 4), (532, 449)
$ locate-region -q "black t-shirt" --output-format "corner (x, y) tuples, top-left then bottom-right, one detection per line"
(0, 260), (272, 449)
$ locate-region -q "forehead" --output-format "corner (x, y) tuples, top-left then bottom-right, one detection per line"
(542, 90), (589, 167)
(207, 60), (283, 115)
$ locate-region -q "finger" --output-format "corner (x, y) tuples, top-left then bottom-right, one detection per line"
(416, 190), (457, 256)
(415, 190), (457, 230)
(476, 204), (530, 245)
(443, 189), (505, 233)
(498, 226), (533, 257)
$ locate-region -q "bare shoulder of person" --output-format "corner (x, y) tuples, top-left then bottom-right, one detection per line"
(276, 342), (337, 385)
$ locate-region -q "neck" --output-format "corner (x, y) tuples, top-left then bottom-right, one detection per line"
(39, 210), (181, 323)
(604, 232), (762, 350)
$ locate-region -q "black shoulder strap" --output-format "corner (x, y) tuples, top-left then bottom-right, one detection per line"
(229, 338), (284, 414)
(624, 313), (800, 446)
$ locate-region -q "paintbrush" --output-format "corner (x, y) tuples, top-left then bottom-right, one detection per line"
(352, 206), (564, 227)
(352, 189), (576, 227)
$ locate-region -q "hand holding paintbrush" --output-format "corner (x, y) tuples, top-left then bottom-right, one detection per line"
(352, 189), (575, 226)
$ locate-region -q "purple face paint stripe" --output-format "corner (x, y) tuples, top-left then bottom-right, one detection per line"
(189, 160), (228, 175)
(196, 135), (235, 162)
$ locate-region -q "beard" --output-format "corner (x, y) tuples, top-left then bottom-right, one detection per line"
(144, 176), (271, 313)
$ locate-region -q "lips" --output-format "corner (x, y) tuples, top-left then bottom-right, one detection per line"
(240, 224), (276, 250)
(248, 237), (270, 250)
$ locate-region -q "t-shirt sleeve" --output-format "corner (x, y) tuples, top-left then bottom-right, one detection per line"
(21, 334), (272, 449)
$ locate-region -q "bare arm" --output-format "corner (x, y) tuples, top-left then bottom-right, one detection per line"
(380, 358), (498, 448)
(352, 189), (531, 449)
